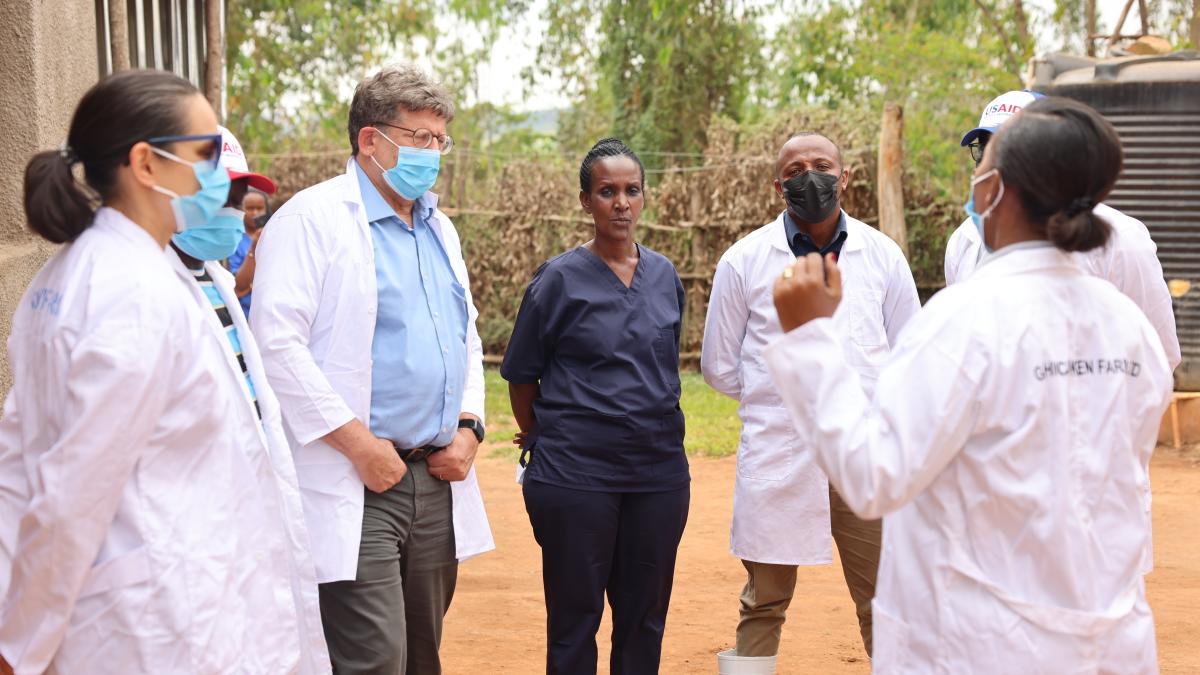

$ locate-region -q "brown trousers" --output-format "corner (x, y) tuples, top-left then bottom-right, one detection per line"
(736, 485), (880, 657)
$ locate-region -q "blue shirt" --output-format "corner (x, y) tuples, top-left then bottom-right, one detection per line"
(784, 210), (848, 258)
(501, 245), (690, 491)
(356, 162), (468, 449)
(227, 233), (253, 318)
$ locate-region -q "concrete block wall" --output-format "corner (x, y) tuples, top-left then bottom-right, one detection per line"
(0, 0), (98, 394)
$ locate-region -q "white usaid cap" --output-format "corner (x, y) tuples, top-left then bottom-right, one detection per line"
(218, 125), (277, 194)
(960, 90), (1044, 146)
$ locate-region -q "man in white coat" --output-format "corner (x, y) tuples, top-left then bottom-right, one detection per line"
(702, 132), (920, 671)
(946, 90), (1181, 372)
(251, 64), (494, 675)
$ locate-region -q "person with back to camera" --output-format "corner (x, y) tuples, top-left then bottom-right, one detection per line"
(767, 97), (1174, 674)
(0, 70), (322, 675)
(503, 138), (690, 675)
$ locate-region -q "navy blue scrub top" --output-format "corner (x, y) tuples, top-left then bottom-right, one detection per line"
(501, 244), (690, 492)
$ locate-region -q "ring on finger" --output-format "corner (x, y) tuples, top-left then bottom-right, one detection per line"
(782, 266), (794, 279)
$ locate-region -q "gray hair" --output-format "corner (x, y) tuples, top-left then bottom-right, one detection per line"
(347, 64), (456, 154)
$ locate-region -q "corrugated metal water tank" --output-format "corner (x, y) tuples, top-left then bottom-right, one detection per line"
(1037, 52), (1200, 389)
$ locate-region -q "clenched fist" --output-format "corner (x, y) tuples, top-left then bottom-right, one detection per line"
(773, 252), (842, 332)
(350, 437), (408, 493)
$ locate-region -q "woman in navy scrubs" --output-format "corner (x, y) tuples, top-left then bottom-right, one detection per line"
(502, 138), (690, 675)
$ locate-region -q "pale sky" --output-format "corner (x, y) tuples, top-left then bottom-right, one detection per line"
(467, 0), (1135, 113)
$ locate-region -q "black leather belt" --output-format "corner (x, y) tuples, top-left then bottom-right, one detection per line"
(394, 443), (443, 463)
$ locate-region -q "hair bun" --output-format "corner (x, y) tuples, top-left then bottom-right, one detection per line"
(1047, 204), (1111, 253)
(1065, 196), (1095, 217)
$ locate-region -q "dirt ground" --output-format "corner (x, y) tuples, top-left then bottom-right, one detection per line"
(442, 448), (1200, 674)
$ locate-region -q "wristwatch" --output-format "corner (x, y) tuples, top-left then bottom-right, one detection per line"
(458, 418), (485, 443)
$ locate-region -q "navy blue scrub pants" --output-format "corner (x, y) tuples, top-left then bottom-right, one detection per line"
(523, 479), (690, 675)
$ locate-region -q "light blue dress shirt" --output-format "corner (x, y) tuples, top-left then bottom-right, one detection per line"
(356, 162), (468, 449)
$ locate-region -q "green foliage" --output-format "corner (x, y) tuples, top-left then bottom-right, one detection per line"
(225, 0), (530, 154)
(680, 371), (742, 457)
(764, 0), (1019, 199)
(531, 0), (764, 163)
(225, 0), (433, 153)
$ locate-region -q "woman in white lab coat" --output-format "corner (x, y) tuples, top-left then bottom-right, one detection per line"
(0, 70), (314, 674)
(766, 96), (1174, 674)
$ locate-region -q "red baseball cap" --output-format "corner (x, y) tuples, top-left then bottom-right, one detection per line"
(218, 125), (277, 194)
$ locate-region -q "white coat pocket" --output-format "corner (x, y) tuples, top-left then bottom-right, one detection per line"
(736, 404), (795, 481)
(842, 288), (887, 348)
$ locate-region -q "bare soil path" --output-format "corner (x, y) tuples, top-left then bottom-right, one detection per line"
(442, 449), (1200, 674)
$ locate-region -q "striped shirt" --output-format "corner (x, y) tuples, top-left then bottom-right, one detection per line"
(191, 266), (261, 419)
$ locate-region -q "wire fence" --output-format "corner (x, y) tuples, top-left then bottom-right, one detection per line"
(257, 107), (960, 357)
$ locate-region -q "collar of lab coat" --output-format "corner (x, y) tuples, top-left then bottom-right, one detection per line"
(339, 157), (446, 243)
(93, 206), (166, 255)
(768, 210), (866, 255)
(972, 241), (1080, 281)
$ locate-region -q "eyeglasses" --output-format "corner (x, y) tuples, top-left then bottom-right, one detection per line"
(374, 122), (454, 155)
(967, 135), (990, 165)
(147, 133), (223, 171)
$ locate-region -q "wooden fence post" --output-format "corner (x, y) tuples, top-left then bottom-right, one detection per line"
(204, 0), (224, 123)
(877, 102), (909, 259)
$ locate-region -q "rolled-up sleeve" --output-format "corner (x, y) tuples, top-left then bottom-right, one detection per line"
(250, 213), (356, 446)
(701, 255), (748, 400)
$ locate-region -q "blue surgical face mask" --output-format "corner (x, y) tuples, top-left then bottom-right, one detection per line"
(172, 207), (246, 260)
(371, 129), (441, 200)
(964, 168), (1004, 253)
(150, 147), (232, 233)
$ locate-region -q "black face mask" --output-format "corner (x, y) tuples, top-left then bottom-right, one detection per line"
(782, 170), (840, 224)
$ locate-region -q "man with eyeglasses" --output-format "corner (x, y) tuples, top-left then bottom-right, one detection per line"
(944, 90), (1180, 374)
(942, 90), (1180, 588)
(250, 64), (494, 675)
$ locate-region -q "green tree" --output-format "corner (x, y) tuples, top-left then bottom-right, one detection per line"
(225, 0), (526, 153)
(765, 0), (1021, 196)
(531, 0), (764, 164)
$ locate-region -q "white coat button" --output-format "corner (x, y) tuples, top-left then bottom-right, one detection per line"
(442, 347), (449, 354)
(368, 305), (377, 315)
(432, 311), (439, 319)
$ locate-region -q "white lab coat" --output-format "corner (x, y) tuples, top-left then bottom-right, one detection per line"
(165, 250), (331, 675)
(251, 158), (494, 583)
(0, 208), (308, 674)
(701, 212), (920, 564)
(944, 204), (1181, 371)
(765, 243), (1173, 674)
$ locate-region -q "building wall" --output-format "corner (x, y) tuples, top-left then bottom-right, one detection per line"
(0, 0), (99, 394)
